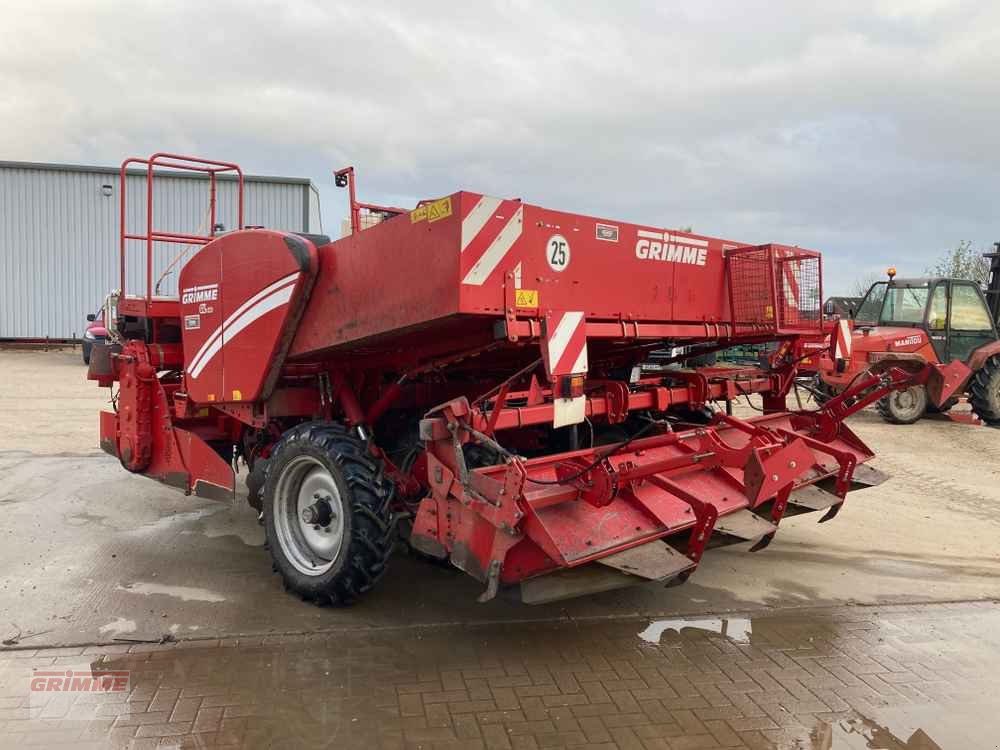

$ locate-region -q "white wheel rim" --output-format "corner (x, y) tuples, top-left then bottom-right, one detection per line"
(891, 387), (923, 419)
(273, 456), (345, 576)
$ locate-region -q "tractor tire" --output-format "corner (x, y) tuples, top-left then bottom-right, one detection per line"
(876, 385), (927, 425)
(262, 421), (395, 606)
(970, 355), (1000, 426)
(246, 456), (269, 513)
(808, 375), (836, 405)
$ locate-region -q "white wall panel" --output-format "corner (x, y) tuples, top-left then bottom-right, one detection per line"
(0, 162), (314, 339)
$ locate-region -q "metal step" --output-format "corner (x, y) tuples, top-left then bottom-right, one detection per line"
(521, 541), (695, 604)
(787, 464), (887, 517)
(521, 565), (643, 604)
(789, 484), (838, 511)
(595, 542), (695, 580)
(848, 463), (889, 490)
(714, 509), (777, 541)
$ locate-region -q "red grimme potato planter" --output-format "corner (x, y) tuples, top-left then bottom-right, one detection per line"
(89, 153), (957, 605)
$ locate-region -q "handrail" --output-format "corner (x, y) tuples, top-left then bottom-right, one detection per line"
(119, 153), (244, 301)
(334, 166), (406, 235)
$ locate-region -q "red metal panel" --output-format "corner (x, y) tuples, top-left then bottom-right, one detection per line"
(288, 197), (464, 358)
(286, 191), (767, 359)
(177, 240), (225, 404)
(458, 197), (748, 322)
(217, 232), (316, 403)
(179, 231), (317, 404)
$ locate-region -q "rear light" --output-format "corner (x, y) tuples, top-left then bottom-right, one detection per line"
(558, 373), (586, 399)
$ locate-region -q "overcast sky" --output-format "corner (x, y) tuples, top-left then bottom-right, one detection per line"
(3, 0), (999, 294)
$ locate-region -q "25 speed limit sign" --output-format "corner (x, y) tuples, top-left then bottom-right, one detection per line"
(546, 234), (570, 272)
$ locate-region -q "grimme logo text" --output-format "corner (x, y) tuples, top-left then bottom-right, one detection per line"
(634, 230), (708, 267)
(635, 239), (707, 266)
(181, 283), (219, 305)
(31, 669), (130, 693)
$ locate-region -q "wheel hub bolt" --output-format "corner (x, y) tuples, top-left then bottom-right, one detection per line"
(301, 498), (334, 527)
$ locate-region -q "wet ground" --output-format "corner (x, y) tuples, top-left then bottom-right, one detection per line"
(2, 350), (1000, 747)
(2, 600), (999, 749)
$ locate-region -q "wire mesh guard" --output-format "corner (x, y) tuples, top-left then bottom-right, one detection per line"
(727, 246), (821, 333)
(776, 251), (821, 330)
(728, 247), (775, 332)
(340, 208), (385, 238)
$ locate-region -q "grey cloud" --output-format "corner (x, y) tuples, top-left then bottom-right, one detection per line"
(2, 0), (999, 293)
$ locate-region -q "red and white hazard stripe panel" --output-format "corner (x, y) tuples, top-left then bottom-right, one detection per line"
(542, 311), (588, 427)
(544, 311), (588, 378)
(833, 319), (852, 361)
(460, 194), (524, 286)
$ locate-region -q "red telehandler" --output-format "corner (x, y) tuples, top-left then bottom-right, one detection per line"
(816, 256), (1000, 425)
(88, 153), (956, 605)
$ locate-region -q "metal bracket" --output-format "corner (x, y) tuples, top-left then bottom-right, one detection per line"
(554, 457), (619, 507)
(665, 369), (710, 406)
(503, 272), (520, 342)
(645, 475), (718, 566)
(588, 380), (630, 424)
(477, 559), (502, 603)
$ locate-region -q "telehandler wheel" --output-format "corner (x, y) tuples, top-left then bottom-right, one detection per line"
(262, 421), (395, 605)
(876, 385), (927, 425)
(970, 355), (1000, 426)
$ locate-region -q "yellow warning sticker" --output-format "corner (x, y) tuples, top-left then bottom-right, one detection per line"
(765, 305), (774, 320)
(410, 205), (428, 223)
(232, 389), (242, 401)
(515, 289), (539, 308)
(426, 196), (453, 223)
(206, 393), (216, 402)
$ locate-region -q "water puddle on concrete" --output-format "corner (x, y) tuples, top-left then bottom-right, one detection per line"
(807, 701), (1000, 749)
(637, 615), (752, 644)
(116, 581), (226, 602)
(810, 716), (942, 748)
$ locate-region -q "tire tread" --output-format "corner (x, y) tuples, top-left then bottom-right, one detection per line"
(970, 355), (1000, 426)
(262, 421), (395, 606)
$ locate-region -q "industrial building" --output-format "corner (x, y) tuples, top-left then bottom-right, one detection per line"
(0, 160), (321, 340)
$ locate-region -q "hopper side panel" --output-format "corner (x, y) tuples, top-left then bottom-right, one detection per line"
(459, 202), (737, 325)
(289, 194), (465, 357)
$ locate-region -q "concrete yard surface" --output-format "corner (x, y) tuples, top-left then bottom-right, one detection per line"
(1, 600), (999, 749)
(0, 347), (106, 456)
(1, 348), (998, 646)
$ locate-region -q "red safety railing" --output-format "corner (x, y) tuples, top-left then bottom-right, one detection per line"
(119, 153), (244, 301)
(334, 166), (407, 236)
